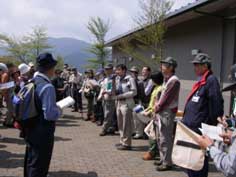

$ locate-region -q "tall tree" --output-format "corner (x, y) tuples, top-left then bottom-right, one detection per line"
(26, 26), (52, 60)
(0, 34), (29, 62)
(119, 0), (173, 67)
(0, 26), (52, 63)
(87, 17), (111, 69)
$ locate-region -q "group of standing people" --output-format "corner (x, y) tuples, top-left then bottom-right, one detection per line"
(0, 51), (235, 177)
(80, 52), (236, 177)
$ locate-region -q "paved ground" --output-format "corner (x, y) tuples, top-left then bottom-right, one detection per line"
(0, 109), (224, 177)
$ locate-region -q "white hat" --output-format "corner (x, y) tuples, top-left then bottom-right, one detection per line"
(18, 63), (30, 75)
(0, 63), (8, 72)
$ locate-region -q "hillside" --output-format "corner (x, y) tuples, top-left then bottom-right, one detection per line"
(0, 37), (94, 72)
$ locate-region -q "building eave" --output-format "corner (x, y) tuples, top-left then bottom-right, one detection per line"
(105, 0), (229, 47)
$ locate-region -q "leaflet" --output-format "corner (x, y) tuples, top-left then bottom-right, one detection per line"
(200, 123), (223, 141)
(0, 81), (15, 90)
(56, 96), (75, 109)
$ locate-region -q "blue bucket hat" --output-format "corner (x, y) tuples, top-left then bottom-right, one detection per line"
(36, 53), (57, 71)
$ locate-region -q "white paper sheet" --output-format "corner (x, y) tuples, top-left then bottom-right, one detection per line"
(200, 123), (223, 141)
(56, 96), (75, 109)
(0, 81), (15, 90)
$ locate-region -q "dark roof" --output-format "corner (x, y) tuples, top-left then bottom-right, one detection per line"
(105, 0), (232, 46)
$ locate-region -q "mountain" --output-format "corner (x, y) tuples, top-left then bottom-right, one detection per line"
(0, 37), (94, 72)
(0, 48), (7, 56)
(48, 37), (94, 71)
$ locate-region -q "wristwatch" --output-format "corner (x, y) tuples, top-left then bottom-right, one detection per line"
(206, 144), (214, 156)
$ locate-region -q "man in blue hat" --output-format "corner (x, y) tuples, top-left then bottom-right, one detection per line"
(24, 52), (62, 177)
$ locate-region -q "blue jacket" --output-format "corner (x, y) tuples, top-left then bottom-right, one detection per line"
(182, 71), (224, 133)
(25, 73), (61, 145)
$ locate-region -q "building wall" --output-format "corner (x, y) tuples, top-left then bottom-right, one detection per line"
(112, 15), (236, 114)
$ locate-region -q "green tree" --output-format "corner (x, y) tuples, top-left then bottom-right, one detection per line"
(87, 17), (111, 69)
(26, 26), (52, 60)
(0, 56), (21, 65)
(56, 55), (64, 70)
(0, 26), (52, 63)
(119, 0), (173, 67)
(0, 34), (29, 62)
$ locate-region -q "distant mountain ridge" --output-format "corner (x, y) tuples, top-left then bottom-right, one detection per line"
(0, 37), (94, 71)
(48, 37), (94, 71)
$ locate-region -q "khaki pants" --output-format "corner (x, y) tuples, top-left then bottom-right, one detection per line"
(117, 101), (134, 146)
(156, 109), (175, 166)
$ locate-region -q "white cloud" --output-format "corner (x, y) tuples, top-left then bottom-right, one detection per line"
(0, 0), (195, 42)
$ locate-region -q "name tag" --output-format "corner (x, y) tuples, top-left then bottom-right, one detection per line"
(192, 96), (200, 103)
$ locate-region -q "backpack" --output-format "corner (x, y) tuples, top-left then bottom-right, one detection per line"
(13, 80), (39, 128)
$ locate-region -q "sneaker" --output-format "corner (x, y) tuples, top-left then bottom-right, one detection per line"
(116, 145), (132, 151)
(156, 164), (172, 171)
(133, 134), (143, 139)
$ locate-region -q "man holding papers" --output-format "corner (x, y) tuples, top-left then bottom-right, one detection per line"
(182, 53), (224, 177)
(197, 130), (236, 177)
(24, 53), (62, 177)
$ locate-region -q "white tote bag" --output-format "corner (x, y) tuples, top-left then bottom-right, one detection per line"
(144, 120), (156, 140)
(172, 121), (206, 171)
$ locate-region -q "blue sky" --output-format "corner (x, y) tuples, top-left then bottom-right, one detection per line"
(0, 0), (195, 42)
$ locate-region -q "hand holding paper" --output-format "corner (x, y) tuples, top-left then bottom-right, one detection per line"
(199, 123), (223, 141)
(0, 81), (15, 90)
